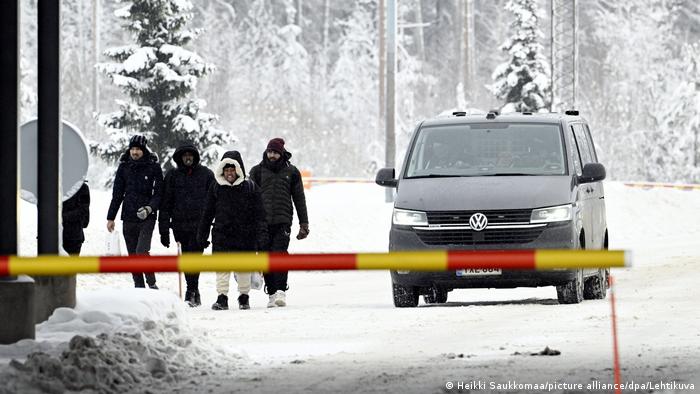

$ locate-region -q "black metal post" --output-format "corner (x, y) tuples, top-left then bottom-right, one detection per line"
(0, 0), (19, 265)
(35, 0), (74, 324)
(38, 0), (60, 254)
(0, 0), (36, 345)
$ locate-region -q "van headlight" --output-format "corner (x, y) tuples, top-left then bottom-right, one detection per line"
(393, 208), (428, 226)
(530, 204), (572, 223)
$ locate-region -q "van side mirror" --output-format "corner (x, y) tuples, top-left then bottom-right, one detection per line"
(579, 163), (606, 184)
(375, 168), (397, 187)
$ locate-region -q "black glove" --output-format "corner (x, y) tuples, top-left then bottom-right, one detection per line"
(197, 238), (210, 250)
(296, 223), (310, 240)
(160, 233), (170, 248)
(136, 206), (152, 220)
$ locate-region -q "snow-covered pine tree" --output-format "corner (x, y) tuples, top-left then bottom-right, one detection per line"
(94, 0), (228, 169)
(489, 0), (550, 113)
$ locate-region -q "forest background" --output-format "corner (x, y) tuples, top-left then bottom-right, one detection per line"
(18, 0), (700, 182)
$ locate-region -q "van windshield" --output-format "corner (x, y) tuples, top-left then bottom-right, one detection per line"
(404, 123), (566, 178)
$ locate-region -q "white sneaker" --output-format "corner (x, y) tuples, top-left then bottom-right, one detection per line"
(267, 294), (276, 308)
(274, 290), (286, 307)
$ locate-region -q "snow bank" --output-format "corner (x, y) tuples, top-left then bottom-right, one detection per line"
(0, 289), (233, 394)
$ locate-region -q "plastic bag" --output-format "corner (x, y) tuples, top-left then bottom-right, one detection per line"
(251, 272), (263, 291)
(233, 272), (264, 291)
(105, 230), (122, 256)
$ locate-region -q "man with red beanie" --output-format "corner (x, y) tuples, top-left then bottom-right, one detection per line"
(250, 137), (309, 308)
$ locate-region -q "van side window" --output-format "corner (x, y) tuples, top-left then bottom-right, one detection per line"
(568, 126), (583, 175)
(572, 124), (594, 165)
(583, 124), (598, 162)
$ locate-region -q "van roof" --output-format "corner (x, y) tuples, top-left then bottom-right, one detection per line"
(422, 112), (583, 127)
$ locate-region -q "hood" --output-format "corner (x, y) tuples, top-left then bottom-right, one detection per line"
(394, 176), (574, 211)
(215, 150), (245, 186)
(119, 148), (158, 164)
(173, 143), (200, 167)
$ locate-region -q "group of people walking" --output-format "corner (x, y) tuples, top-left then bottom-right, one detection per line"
(106, 135), (309, 310)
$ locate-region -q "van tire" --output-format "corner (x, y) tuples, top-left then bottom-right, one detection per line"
(393, 283), (419, 307)
(584, 268), (608, 299)
(556, 268), (584, 304)
(424, 288), (448, 304)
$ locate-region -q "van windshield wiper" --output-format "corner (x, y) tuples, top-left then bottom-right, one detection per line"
(406, 174), (475, 179)
(486, 173), (536, 176)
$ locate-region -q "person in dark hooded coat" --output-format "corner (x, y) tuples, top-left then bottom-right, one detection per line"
(107, 135), (164, 289)
(249, 138), (309, 308)
(159, 142), (215, 307)
(197, 151), (268, 310)
(62, 182), (90, 255)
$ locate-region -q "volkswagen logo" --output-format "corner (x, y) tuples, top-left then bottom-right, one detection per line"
(469, 213), (488, 231)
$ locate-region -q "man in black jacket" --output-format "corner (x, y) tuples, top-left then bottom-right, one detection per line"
(198, 151), (268, 310)
(62, 182), (90, 255)
(159, 142), (215, 307)
(249, 138), (309, 308)
(107, 135), (164, 289)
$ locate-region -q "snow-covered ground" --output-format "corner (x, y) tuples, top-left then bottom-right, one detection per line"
(2, 181), (700, 393)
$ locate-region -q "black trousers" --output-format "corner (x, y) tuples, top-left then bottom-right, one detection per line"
(123, 218), (156, 287)
(63, 240), (83, 256)
(264, 223), (291, 295)
(174, 229), (203, 293)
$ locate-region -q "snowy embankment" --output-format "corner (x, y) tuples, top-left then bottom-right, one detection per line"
(2, 181), (700, 393)
(0, 290), (232, 393)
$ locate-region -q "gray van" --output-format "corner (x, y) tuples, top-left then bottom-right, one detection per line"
(376, 111), (609, 307)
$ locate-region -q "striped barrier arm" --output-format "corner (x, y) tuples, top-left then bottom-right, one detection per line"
(0, 250), (631, 276)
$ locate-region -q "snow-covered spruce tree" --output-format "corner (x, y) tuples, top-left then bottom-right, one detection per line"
(489, 0), (550, 113)
(94, 0), (228, 169)
(328, 0), (379, 173)
(231, 0), (312, 159)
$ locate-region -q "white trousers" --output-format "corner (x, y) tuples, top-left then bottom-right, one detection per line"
(216, 272), (251, 295)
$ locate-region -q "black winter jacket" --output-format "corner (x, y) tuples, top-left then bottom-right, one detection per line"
(107, 150), (164, 222)
(62, 182), (90, 242)
(197, 151), (268, 252)
(159, 144), (215, 237)
(249, 151), (308, 226)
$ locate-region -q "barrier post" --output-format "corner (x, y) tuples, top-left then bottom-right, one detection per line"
(610, 275), (622, 394)
(301, 169), (312, 190)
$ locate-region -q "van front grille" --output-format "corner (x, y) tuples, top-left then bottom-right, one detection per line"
(415, 227), (544, 246)
(426, 209), (532, 225)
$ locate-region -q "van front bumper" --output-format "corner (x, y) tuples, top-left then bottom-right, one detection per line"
(389, 221), (578, 289)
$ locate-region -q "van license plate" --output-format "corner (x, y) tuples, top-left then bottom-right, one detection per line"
(456, 268), (502, 276)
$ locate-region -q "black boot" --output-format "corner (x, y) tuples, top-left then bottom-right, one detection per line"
(212, 294), (228, 310)
(238, 294), (250, 310)
(185, 291), (197, 307)
(193, 290), (201, 307)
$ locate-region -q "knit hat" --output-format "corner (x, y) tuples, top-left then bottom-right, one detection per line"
(266, 138), (286, 154)
(129, 135), (147, 151)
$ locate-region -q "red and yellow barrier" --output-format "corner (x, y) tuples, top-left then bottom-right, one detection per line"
(0, 250), (630, 276)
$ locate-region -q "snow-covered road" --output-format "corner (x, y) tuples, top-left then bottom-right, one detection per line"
(5, 181), (700, 393)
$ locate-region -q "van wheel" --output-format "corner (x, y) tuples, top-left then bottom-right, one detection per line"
(556, 269), (584, 304)
(584, 268), (608, 299)
(423, 288), (448, 304)
(393, 283), (419, 307)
